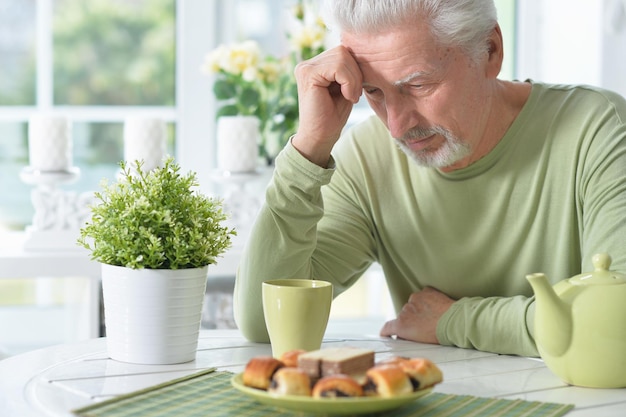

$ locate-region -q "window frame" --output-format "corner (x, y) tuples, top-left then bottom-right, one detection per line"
(0, 0), (220, 197)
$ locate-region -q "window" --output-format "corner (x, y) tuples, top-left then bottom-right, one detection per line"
(0, 0), (177, 230)
(0, 0), (180, 355)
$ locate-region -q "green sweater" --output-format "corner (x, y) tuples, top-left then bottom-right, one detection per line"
(234, 82), (626, 356)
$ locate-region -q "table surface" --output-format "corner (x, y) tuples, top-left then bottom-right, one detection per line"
(0, 319), (624, 417)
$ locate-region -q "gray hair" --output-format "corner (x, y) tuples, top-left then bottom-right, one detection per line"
(322, 0), (498, 60)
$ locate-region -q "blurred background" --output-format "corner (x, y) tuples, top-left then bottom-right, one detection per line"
(0, 0), (624, 356)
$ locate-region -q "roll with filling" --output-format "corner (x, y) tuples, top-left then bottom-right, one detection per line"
(268, 367), (312, 396)
(279, 349), (307, 368)
(398, 358), (443, 391)
(242, 356), (284, 390)
(363, 364), (413, 397)
(312, 374), (364, 398)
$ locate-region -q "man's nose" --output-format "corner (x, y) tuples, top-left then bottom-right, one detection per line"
(384, 94), (421, 139)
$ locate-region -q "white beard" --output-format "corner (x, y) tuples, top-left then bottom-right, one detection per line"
(394, 126), (471, 168)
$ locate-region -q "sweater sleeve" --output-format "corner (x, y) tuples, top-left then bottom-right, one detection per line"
(233, 142), (332, 342)
(233, 140), (375, 342)
(436, 295), (539, 357)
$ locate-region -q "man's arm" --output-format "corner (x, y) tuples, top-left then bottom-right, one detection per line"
(291, 46), (362, 167)
(233, 143), (376, 342)
(233, 145), (333, 342)
(379, 287), (539, 357)
(234, 46), (368, 342)
(380, 287), (454, 345)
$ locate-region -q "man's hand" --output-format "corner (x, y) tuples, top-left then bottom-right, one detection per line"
(380, 287), (455, 344)
(292, 45), (363, 167)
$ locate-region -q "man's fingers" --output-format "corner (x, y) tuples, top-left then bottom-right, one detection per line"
(379, 319), (398, 337)
(296, 46), (363, 103)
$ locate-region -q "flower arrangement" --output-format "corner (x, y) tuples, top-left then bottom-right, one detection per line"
(77, 157), (236, 269)
(202, 0), (328, 163)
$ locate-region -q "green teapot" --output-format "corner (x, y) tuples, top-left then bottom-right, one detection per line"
(526, 253), (626, 388)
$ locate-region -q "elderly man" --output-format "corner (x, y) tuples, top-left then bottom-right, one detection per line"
(233, 0), (626, 356)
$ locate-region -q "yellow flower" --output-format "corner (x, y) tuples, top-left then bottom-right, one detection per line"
(315, 16), (326, 30)
(202, 40), (262, 79)
(201, 44), (228, 74)
(224, 40), (261, 76)
(258, 60), (282, 84)
(290, 23), (326, 51)
(292, 3), (304, 20)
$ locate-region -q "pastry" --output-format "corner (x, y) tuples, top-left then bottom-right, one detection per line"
(279, 349), (307, 368)
(398, 358), (443, 390)
(298, 347), (375, 380)
(363, 364), (413, 397)
(241, 351), (444, 398)
(312, 374), (364, 398)
(242, 356), (284, 390)
(268, 367), (312, 396)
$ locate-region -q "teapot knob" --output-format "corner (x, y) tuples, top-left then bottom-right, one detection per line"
(570, 253), (626, 286)
(592, 253), (612, 271)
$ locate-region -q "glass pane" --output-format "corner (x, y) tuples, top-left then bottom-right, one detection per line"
(236, 0), (291, 55)
(0, 122), (31, 230)
(52, 0), (176, 106)
(72, 120), (176, 181)
(0, 0), (36, 105)
(0, 121), (175, 231)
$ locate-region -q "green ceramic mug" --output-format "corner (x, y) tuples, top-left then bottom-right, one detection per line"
(262, 279), (333, 358)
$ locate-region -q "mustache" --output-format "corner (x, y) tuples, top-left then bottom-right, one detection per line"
(398, 126), (452, 142)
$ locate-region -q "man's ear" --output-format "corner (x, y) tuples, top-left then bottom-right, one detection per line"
(486, 24), (504, 78)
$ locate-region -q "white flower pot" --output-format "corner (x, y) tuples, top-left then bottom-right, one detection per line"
(216, 115), (260, 173)
(101, 264), (208, 364)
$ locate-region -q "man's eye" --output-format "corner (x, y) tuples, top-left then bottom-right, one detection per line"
(364, 87), (380, 95)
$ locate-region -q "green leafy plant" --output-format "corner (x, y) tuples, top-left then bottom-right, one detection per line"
(78, 157), (236, 269)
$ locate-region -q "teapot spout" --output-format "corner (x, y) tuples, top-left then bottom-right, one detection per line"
(526, 273), (572, 357)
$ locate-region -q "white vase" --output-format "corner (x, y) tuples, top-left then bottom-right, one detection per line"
(101, 264), (208, 364)
(216, 115), (260, 173)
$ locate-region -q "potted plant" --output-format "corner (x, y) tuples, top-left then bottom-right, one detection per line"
(78, 157), (235, 364)
(202, 0), (328, 166)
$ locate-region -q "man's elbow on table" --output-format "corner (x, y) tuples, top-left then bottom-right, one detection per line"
(233, 293), (271, 343)
(236, 318), (271, 344)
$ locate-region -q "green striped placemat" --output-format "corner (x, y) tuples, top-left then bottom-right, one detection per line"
(73, 369), (574, 417)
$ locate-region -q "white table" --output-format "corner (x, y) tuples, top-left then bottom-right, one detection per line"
(0, 319), (624, 417)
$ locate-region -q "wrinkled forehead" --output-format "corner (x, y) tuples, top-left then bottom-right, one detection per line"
(342, 23), (448, 67)
(339, 16), (442, 54)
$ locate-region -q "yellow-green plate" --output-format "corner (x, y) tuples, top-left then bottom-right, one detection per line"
(231, 373), (433, 415)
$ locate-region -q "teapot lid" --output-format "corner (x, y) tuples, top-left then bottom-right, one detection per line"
(569, 254), (626, 286)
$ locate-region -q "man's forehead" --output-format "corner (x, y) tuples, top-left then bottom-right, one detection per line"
(342, 29), (448, 66)
(349, 46), (446, 87)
